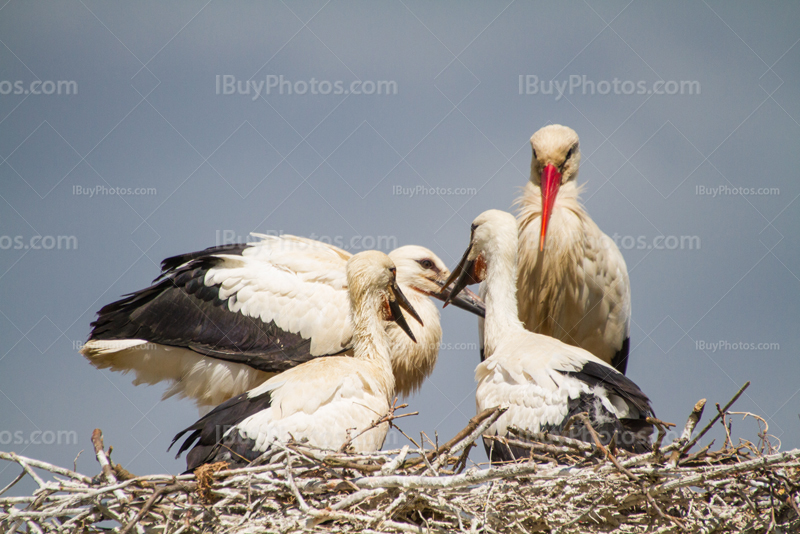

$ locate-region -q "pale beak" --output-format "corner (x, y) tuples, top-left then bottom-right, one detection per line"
(442, 243), (481, 308)
(388, 277), (422, 342)
(431, 278), (485, 318)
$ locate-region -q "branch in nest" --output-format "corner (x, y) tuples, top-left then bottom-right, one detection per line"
(666, 398), (707, 467)
(407, 405), (506, 472)
(506, 427), (596, 453)
(680, 381), (749, 458)
(91, 429), (129, 504)
(338, 397), (418, 453)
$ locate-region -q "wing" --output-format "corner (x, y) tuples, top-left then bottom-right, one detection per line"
(581, 230), (631, 374)
(86, 234), (354, 373)
(477, 334), (652, 460)
(174, 357), (390, 470)
(498, 334), (650, 417)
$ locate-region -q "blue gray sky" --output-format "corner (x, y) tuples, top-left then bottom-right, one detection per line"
(2, 1), (799, 495)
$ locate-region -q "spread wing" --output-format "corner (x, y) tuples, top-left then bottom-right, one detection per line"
(85, 234), (354, 373)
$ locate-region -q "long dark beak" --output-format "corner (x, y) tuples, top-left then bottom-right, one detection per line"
(442, 243), (478, 309)
(389, 278), (422, 342)
(431, 279), (485, 318)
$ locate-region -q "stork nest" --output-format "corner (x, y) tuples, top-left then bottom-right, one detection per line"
(2, 383), (800, 533)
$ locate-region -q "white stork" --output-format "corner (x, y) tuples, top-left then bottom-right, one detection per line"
(444, 210), (653, 464)
(81, 234), (483, 410)
(514, 125), (631, 373)
(172, 250), (418, 469)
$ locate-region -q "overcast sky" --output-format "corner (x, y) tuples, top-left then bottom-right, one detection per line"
(2, 1), (799, 496)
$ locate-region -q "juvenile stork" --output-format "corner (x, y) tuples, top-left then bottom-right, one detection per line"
(172, 250), (418, 469)
(81, 234), (483, 410)
(515, 125), (631, 373)
(444, 210), (652, 464)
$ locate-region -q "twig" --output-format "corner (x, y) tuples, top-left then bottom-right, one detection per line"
(338, 399), (417, 453)
(668, 399), (706, 467)
(91, 429), (129, 504)
(681, 382), (749, 456)
(0, 470), (26, 498)
(0, 452), (92, 484)
(119, 483), (194, 534)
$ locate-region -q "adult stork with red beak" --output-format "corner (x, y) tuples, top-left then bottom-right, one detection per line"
(514, 125), (632, 373)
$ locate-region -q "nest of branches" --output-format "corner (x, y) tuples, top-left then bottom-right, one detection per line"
(2, 382), (799, 533)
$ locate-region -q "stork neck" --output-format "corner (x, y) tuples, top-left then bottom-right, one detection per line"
(482, 246), (526, 357)
(351, 300), (395, 382)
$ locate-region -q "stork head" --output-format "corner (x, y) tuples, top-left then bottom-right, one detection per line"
(346, 250), (422, 342)
(389, 245), (485, 318)
(443, 210), (518, 307)
(529, 124), (581, 252)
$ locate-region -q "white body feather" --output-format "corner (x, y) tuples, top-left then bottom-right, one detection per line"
(462, 210), (646, 448)
(202, 250), (400, 458)
(477, 334), (638, 439)
(505, 125), (631, 369)
(516, 182), (630, 364)
(231, 356), (391, 453)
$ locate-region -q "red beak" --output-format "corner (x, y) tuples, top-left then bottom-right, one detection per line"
(539, 163), (561, 252)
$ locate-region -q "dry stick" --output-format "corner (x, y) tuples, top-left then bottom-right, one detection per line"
(91, 429), (129, 505)
(7, 454), (45, 490)
(644, 490), (688, 532)
(647, 417), (676, 455)
(575, 414), (639, 484)
(353, 460), (546, 490)
(418, 432), (439, 476)
(397, 406), (506, 471)
(0, 470), (27, 498)
(717, 404), (734, 450)
(667, 398), (707, 467)
(379, 445), (409, 476)
(430, 406), (506, 471)
(119, 483), (195, 534)
(0, 452), (92, 484)
(284, 458), (420, 533)
(507, 428), (596, 453)
(482, 436), (559, 464)
(681, 382), (749, 457)
(654, 448), (800, 495)
(337, 399), (417, 453)
(730, 411), (771, 453)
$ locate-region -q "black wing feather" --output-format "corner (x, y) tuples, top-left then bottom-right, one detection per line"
(171, 388), (274, 471)
(87, 244), (345, 372)
(485, 361), (655, 464)
(610, 336), (630, 375)
(562, 360), (651, 415)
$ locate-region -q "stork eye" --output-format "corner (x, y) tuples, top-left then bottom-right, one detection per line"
(564, 146), (574, 163)
(532, 148), (538, 160)
(417, 259), (435, 270)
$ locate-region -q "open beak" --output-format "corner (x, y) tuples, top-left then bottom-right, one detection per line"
(431, 278), (485, 318)
(539, 163), (561, 252)
(442, 243), (484, 309)
(388, 278), (422, 342)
